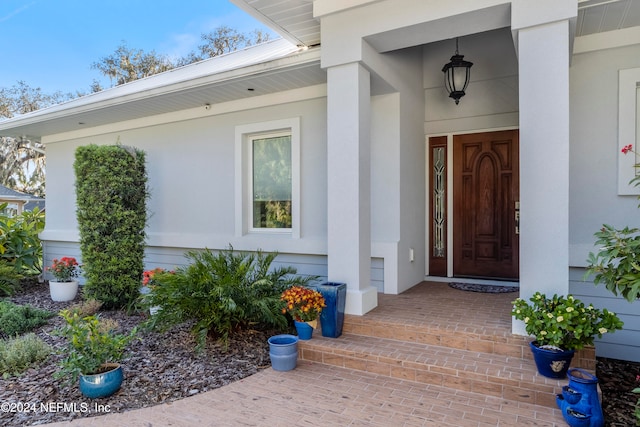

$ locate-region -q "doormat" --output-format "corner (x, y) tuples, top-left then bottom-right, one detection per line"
(448, 282), (519, 293)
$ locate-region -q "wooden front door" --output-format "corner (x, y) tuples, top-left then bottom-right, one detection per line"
(453, 130), (519, 279)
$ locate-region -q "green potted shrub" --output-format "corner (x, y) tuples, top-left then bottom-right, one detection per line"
(55, 309), (136, 398)
(512, 293), (623, 378)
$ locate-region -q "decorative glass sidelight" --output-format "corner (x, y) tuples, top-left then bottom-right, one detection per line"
(433, 146), (446, 258)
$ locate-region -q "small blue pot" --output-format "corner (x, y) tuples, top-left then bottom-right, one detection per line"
(294, 321), (314, 340)
(79, 364), (123, 399)
(268, 334), (298, 371)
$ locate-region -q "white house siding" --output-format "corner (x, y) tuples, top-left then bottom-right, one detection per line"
(43, 241), (387, 294)
(570, 269), (640, 363)
(568, 40), (640, 363)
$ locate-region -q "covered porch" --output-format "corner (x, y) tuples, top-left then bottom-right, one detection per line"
(299, 281), (595, 409)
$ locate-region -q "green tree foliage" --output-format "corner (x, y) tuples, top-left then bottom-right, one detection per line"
(94, 26), (271, 86)
(0, 81), (74, 196)
(144, 247), (317, 351)
(74, 145), (148, 309)
(0, 203), (45, 275)
(91, 42), (174, 86)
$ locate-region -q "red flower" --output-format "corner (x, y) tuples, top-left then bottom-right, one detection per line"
(622, 144), (633, 154)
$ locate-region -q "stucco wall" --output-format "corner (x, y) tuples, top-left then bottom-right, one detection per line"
(42, 97), (328, 255)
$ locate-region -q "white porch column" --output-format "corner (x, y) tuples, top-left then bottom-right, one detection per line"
(515, 20), (571, 334)
(327, 62), (378, 315)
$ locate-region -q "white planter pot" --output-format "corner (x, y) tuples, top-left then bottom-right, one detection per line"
(49, 280), (79, 302)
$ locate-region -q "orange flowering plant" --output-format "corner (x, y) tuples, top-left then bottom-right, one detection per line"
(281, 286), (326, 322)
(47, 257), (81, 282)
(142, 268), (168, 290)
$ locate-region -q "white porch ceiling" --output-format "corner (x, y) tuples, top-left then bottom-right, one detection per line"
(577, 0), (640, 36)
(231, 0), (640, 47)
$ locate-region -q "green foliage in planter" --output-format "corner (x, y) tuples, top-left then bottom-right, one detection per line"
(0, 300), (54, 337)
(586, 224), (640, 302)
(55, 309), (137, 383)
(144, 247), (317, 350)
(0, 333), (51, 378)
(74, 144), (149, 309)
(0, 260), (23, 297)
(0, 203), (45, 275)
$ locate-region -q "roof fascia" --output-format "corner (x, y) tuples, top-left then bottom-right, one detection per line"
(0, 48), (320, 133)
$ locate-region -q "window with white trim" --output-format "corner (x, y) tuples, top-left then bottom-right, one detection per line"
(235, 118), (300, 237)
(250, 132), (292, 230)
(618, 68), (640, 195)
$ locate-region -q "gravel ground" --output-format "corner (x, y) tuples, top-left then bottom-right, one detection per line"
(1, 280), (638, 426)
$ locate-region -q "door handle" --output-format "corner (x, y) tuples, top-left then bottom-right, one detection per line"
(515, 201), (520, 235)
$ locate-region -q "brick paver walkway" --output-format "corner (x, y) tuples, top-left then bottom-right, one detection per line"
(43, 360), (565, 427)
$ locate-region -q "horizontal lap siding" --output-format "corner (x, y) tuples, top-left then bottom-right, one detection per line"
(43, 243), (385, 292)
(569, 267), (640, 363)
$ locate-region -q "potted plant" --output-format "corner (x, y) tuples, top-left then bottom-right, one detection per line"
(46, 257), (81, 301)
(281, 286), (325, 340)
(512, 292), (623, 378)
(54, 308), (137, 398)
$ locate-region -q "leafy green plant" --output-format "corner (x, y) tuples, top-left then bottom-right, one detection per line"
(0, 301), (54, 337)
(144, 246), (317, 350)
(634, 376), (640, 426)
(0, 203), (45, 275)
(0, 333), (51, 378)
(586, 144), (640, 302)
(586, 224), (640, 302)
(0, 260), (23, 296)
(512, 292), (623, 350)
(55, 309), (137, 383)
(74, 144), (149, 309)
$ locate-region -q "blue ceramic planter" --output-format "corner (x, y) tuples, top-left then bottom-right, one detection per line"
(294, 321), (313, 340)
(529, 341), (574, 378)
(268, 334), (298, 371)
(315, 282), (346, 338)
(556, 368), (604, 427)
(79, 364), (123, 399)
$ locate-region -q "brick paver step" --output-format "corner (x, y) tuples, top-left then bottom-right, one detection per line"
(299, 333), (568, 408)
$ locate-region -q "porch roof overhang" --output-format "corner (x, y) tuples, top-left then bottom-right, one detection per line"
(0, 39), (325, 141)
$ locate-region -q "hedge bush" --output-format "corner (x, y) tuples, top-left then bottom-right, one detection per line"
(74, 144), (148, 309)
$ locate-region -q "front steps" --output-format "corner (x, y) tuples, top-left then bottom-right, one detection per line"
(298, 314), (595, 409)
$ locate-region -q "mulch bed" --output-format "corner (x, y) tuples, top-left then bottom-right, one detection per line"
(1, 280), (638, 426)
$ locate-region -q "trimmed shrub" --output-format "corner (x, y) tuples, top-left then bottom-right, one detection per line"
(0, 333), (51, 378)
(145, 247), (317, 350)
(74, 144), (148, 309)
(0, 300), (54, 337)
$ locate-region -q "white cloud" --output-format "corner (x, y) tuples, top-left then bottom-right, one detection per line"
(0, 1), (36, 23)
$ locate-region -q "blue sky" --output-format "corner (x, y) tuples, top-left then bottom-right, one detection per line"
(0, 0), (275, 94)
